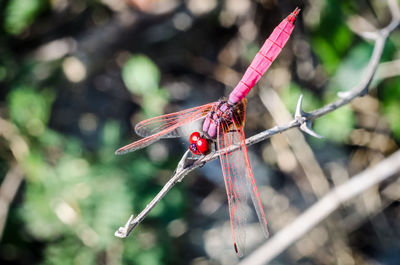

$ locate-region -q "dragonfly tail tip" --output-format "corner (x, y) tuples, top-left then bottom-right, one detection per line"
(288, 7), (301, 23)
(234, 243), (243, 257)
(293, 7), (301, 16)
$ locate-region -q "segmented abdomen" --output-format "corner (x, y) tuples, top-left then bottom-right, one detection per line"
(228, 9), (299, 104)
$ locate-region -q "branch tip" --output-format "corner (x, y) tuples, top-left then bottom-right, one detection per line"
(114, 227), (128, 238)
(114, 215), (135, 238)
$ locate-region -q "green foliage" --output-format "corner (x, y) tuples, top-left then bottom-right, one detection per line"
(4, 0), (46, 35)
(14, 117), (182, 264)
(3, 61), (180, 263)
(314, 105), (355, 142)
(122, 55), (161, 95)
(122, 55), (169, 116)
(327, 42), (373, 94)
(310, 2), (354, 74)
(382, 78), (400, 139)
(280, 83), (322, 113)
(8, 86), (54, 136)
(43, 239), (96, 265)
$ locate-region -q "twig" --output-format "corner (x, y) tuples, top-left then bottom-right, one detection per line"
(375, 59), (400, 81)
(0, 117), (28, 241)
(259, 88), (330, 198)
(238, 150), (400, 265)
(115, 0), (400, 239)
(0, 165), (24, 240)
(115, 150), (191, 237)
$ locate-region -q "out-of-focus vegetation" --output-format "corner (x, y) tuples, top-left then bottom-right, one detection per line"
(0, 0), (399, 265)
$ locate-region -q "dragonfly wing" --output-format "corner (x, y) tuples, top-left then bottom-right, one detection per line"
(217, 124), (247, 257)
(116, 133), (168, 155)
(135, 103), (216, 138)
(217, 110), (269, 256)
(231, 114), (269, 239)
(116, 103), (215, 155)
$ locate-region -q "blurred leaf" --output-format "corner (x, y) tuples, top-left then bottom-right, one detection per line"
(88, 172), (132, 247)
(312, 36), (341, 73)
(382, 78), (400, 139)
(311, 3), (354, 74)
(142, 89), (169, 117)
(384, 100), (400, 139)
(328, 42), (373, 93)
(4, 0), (46, 35)
(136, 249), (163, 265)
(38, 129), (64, 148)
(43, 239), (95, 265)
(280, 83), (322, 113)
(313, 105), (355, 142)
(122, 55), (161, 95)
(8, 86), (54, 136)
(101, 120), (121, 147)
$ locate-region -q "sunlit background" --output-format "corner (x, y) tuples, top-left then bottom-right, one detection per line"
(1, 0), (400, 264)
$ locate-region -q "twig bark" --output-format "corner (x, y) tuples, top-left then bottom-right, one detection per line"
(115, 0), (400, 240)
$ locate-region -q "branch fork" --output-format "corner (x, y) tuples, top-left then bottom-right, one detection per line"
(295, 95), (323, 139)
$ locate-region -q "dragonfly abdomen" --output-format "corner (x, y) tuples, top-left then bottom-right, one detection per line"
(228, 8), (299, 104)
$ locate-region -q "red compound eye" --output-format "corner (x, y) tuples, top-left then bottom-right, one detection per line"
(189, 132), (210, 155)
(196, 138), (209, 154)
(189, 132), (201, 144)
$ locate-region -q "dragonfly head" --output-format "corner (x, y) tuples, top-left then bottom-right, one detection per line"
(189, 132), (210, 155)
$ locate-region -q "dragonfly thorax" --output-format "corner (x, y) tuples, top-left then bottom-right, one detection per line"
(202, 100), (235, 138)
(202, 99), (246, 139)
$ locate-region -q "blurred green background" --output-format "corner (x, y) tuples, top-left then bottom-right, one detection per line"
(0, 0), (400, 265)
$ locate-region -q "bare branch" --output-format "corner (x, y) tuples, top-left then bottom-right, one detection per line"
(115, 150), (192, 237)
(259, 88), (330, 197)
(376, 59), (400, 81)
(0, 165), (24, 240)
(238, 150), (400, 265)
(115, 1), (400, 240)
(0, 118), (28, 240)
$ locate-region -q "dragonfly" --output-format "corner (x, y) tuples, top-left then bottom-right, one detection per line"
(116, 8), (300, 256)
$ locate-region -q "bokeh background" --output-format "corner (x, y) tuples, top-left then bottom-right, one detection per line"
(1, 0), (400, 264)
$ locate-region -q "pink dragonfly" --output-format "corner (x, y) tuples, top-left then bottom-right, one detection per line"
(116, 8), (300, 256)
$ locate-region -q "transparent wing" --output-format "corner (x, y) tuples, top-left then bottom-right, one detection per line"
(231, 112), (269, 239)
(217, 103), (269, 257)
(116, 103), (215, 155)
(217, 123), (247, 257)
(135, 103), (216, 138)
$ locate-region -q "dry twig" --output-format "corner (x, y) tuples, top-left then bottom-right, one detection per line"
(0, 118), (29, 240)
(238, 150), (400, 265)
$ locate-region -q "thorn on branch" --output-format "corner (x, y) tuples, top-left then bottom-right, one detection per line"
(295, 95), (324, 139)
